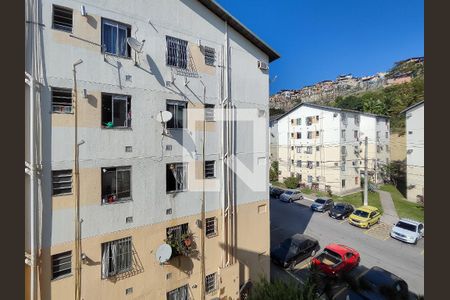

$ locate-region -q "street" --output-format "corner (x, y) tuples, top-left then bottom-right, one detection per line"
(269, 196), (425, 296)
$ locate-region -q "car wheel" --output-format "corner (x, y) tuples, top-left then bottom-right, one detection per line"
(377, 218), (380, 224)
(413, 238), (418, 245)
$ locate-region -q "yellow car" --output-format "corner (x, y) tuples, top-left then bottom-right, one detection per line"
(348, 206), (381, 228)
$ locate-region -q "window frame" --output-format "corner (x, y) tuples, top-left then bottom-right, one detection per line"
(167, 100), (187, 129)
(101, 166), (132, 205)
(205, 217), (217, 238)
(167, 284), (189, 300)
(101, 237), (133, 279)
(52, 251), (72, 280)
(204, 46), (215, 66)
(51, 87), (73, 114)
(52, 5), (73, 33)
(101, 93), (132, 129)
(166, 36), (188, 69)
(166, 162), (188, 193)
(204, 160), (216, 179)
(52, 169), (73, 196)
(205, 272), (218, 294)
(101, 18), (131, 58)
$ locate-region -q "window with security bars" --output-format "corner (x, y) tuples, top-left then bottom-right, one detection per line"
(52, 5), (73, 32)
(101, 167), (132, 204)
(296, 160), (302, 167)
(51, 87), (72, 113)
(305, 146), (313, 154)
(52, 251), (72, 280)
(52, 170), (72, 196)
(101, 237), (132, 278)
(167, 163), (187, 192)
(167, 284), (189, 300)
(205, 217), (217, 237)
(205, 104), (215, 121)
(205, 161), (215, 178)
(204, 46), (215, 66)
(205, 273), (217, 294)
(167, 100), (187, 129)
(166, 36), (188, 69)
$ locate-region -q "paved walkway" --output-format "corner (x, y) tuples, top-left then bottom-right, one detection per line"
(378, 190), (399, 225)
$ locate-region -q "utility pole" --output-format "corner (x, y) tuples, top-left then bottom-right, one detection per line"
(363, 136), (368, 206)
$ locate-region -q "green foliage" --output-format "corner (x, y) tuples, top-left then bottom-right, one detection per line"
(386, 59), (424, 79)
(248, 277), (317, 300)
(270, 161), (279, 182)
(284, 176), (300, 189)
(334, 95), (364, 111)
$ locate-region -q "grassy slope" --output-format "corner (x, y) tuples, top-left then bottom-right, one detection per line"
(379, 184), (424, 222)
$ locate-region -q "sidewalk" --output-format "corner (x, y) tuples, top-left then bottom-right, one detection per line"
(378, 190), (399, 225)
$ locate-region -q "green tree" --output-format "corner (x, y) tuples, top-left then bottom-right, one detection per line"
(284, 176), (300, 189)
(270, 161), (279, 182)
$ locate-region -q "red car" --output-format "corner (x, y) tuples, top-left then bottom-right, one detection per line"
(311, 243), (360, 277)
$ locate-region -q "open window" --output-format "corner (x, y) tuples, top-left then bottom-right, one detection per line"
(167, 100), (187, 129)
(101, 18), (131, 57)
(101, 237), (132, 278)
(102, 94), (131, 128)
(166, 163), (187, 193)
(101, 166), (132, 204)
(166, 223), (189, 256)
(167, 284), (189, 300)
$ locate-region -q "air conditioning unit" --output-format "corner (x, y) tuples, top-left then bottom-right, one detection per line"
(257, 60), (269, 70)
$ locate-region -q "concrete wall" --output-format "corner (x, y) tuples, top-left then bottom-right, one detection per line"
(33, 0), (273, 298)
(406, 103), (424, 201)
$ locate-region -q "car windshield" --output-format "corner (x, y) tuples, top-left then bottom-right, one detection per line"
(315, 199), (326, 204)
(395, 221), (417, 232)
(284, 191), (293, 195)
(334, 204), (346, 211)
(281, 238), (293, 249)
(353, 210), (369, 218)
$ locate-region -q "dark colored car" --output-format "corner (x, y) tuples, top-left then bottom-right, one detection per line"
(345, 266), (410, 300)
(311, 198), (334, 212)
(270, 186), (285, 198)
(329, 203), (354, 220)
(271, 234), (320, 269)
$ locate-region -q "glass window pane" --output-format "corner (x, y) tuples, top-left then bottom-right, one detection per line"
(113, 98), (127, 127)
(117, 169), (131, 199)
(118, 26), (127, 56)
(103, 22), (117, 54)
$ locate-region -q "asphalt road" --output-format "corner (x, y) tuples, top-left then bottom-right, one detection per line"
(269, 196), (425, 296)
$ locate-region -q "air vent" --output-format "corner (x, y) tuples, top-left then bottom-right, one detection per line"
(166, 273), (172, 280)
(126, 216), (133, 223)
(125, 146), (132, 152)
(166, 208), (172, 215)
(125, 287), (133, 295)
(407, 149), (413, 154)
(257, 60), (269, 70)
(125, 75), (132, 81)
(166, 145), (172, 151)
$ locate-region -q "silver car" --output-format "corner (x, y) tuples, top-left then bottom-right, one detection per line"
(390, 219), (424, 244)
(279, 190), (303, 203)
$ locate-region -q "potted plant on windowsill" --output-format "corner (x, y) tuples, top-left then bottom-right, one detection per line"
(165, 231), (196, 257)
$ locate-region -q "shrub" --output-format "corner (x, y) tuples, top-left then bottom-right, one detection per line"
(284, 176), (299, 189)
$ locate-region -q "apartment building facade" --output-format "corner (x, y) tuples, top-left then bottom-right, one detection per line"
(402, 101), (424, 202)
(25, 1), (279, 299)
(273, 103), (389, 195)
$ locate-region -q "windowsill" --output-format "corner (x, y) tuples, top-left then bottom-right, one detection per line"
(52, 273), (73, 282)
(52, 27), (73, 34)
(53, 192), (73, 197)
(101, 198), (132, 205)
(206, 233), (218, 239)
(101, 126), (133, 130)
(205, 176), (216, 179)
(51, 111), (74, 115)
(102, 51), (132, 60)
(166, 190), (187, 195)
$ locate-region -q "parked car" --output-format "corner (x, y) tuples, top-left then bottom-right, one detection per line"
(270, 186), (285, 198)
(329, 203), (354, 219)
(345, 266), (410, 300)
(311, 244), (360, 277)
(311, 198), (334, 212)
(279, 190), (303, 203)
(390, 219), (424, 245)
(270, 234), (320, 269)
(348, 206), (381, 229)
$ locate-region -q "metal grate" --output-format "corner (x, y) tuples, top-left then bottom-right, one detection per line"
(52, 251), (72, 279)
(205, 217), (217, 237)
(51, 87), (72, 113)
(205, 273), (217, 294)
(204, 161), (215, 178)
(166, 36), (188, 69)
(52, 5), (73, 32)
(204, 46), (215, 66)
(101, 237), (132, 278)
(52, 170), (72, 196)
(205, 104), (215, 121)
(296, 160), (302, 167)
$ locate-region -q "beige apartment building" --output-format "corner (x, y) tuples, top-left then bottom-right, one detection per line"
(270, 103), (390, 195)
(25, 1), (279, 299)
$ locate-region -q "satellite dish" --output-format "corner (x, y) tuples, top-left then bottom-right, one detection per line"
(127, 37), (145, 53)
(155, 243), (172, 264)
(156, 111), (173, 123)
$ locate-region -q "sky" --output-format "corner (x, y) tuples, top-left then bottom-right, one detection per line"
(215, 0), (424, 95)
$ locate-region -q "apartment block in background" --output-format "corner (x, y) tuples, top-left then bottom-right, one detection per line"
(272, 103), (389, 195)
(401, 100), (424, 202)
(25, 1), (279, 299)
